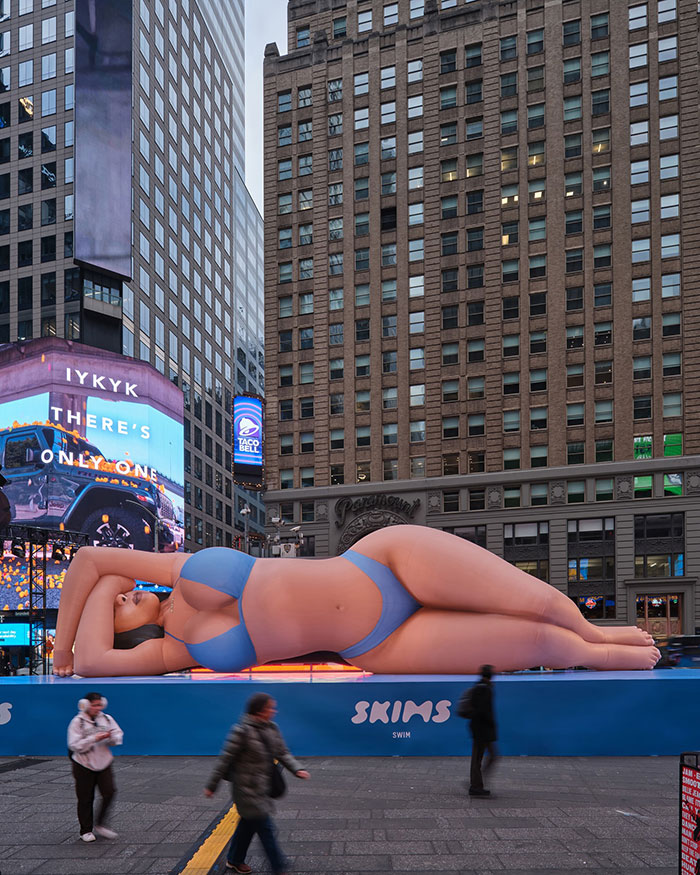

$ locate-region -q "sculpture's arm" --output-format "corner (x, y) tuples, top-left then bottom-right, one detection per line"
(71, 576), (191, 677)
(54, 547), (187, 676)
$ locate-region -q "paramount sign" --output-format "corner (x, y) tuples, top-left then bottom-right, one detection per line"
(335, 494), (421, 527)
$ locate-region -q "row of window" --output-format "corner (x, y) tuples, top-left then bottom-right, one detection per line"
(278, 312), (681, 357)
(278, 436), (682, 488)
(278, 392), (681, 439)
(286, 37), (678, 120)
(282, 61), (669, 145)
(278, 366), (683, 417)
(327, 3), (675, 50)
(276, 156), (679, 226)
(5, 11), (68, 54)
(0, 194), (71, 233)
(276, 200), (672, 252)
(286, 90), (614, 141)
(629, 36), (678, 68)
(185, 515), (234, 549)
(278, 460), (683, 494)
(277, 232), (680, 287)
(277, 347), (681, 396)
(296, 9), (615, 55)
(9, 308), (76, 343)
(278, 402), (683, 458)
(278, 210), (612, 252)
(0, 45), (73, 91)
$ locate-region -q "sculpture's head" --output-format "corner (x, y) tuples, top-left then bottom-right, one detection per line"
(113, 590), (166, 650)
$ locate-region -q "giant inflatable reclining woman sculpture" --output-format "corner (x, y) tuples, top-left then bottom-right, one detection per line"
(53, 525), (659, 678)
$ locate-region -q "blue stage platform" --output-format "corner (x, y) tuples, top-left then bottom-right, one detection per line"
(0, 670), (697, 757)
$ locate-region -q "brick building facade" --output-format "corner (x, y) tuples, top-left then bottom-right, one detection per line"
(263, 0), (700, 635)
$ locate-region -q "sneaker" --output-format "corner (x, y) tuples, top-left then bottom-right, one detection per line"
(225, 865), (252, 874)
(94, 825), (118, 839)
(80, 832), (96, 842)
(468, 788), (491, 797)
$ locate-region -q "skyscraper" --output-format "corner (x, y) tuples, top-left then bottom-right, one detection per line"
(263, 0), (700, 635)
(0, 0), (264, 552)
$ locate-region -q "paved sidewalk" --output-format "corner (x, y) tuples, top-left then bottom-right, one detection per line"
(0, 755), (678, 874)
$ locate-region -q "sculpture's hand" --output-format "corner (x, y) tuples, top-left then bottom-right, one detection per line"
(53, 649), (74, 677)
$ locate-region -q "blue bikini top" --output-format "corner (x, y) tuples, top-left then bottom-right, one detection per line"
(165, 546), (420, 671)
(165, 548), (258, 672)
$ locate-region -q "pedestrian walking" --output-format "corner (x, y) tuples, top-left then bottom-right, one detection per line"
(67, 692), (123, 842)
(459, 664), (498, 797)
(204, 693), (310, 875)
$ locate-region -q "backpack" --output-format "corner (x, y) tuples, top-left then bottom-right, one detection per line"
(456, 688), (475, 719)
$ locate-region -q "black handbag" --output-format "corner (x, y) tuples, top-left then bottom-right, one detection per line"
(256, 727), (287, 799)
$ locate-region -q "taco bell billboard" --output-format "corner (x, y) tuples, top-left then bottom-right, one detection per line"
(0, 338), (184, 609)
(233, 395), (264, 490)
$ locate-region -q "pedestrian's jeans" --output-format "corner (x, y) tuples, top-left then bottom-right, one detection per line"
(228, 814), (286, 874)
(469, 738), (498, 791)
(71, 760), (115, 835)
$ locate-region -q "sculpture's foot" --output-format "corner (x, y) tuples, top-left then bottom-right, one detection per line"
(595, 643), (660, 671)
(602, 626), (654, 647)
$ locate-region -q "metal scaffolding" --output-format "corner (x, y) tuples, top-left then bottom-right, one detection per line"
(2, 525), (88, 674)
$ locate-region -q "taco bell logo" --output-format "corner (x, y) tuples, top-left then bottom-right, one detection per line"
(238, 416), (260, 438)
(234, 397), (263, 465)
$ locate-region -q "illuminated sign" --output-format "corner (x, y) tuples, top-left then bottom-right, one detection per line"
(0, 338), (185, 611)
(0, 623), (30, 646)
(233, 395), (264, 490)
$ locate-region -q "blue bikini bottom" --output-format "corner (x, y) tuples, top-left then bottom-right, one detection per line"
(337, 550), (421, 659)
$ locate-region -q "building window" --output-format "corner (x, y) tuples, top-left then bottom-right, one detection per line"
(527, 28), (544, 54)
(567, 403), (584, 427)
(410, 419), (425, 444)
(592, 89), (610, 115)
(567, 481), (586, 503)
(503, 449), (520, 470)
(659, 36), (677, 63)
(500, 35), (517, 60)
(358, 9), (372, 32)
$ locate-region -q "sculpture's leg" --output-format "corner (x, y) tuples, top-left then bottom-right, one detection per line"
(349, 610), (660, 675)
(371, 527), (652, 646)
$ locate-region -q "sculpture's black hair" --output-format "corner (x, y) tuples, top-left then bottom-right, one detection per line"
(113, 591), (170, 650)
(113, 623), (164, 650)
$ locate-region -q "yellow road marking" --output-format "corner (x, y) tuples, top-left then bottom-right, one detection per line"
(180, 803), (240, 874)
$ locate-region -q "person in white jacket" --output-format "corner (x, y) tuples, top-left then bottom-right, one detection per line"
(67, 691), (123, 842)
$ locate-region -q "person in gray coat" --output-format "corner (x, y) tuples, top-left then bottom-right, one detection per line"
(205, 693), (310, 875)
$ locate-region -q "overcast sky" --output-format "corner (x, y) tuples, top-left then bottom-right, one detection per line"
(245, 0), (288, 213)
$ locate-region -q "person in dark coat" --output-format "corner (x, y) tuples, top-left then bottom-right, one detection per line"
(204, 693), (310, 875)
(468, 664), (498, 797)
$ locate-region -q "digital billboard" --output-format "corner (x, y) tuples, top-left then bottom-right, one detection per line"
(0, 622), (30, 646)
(0, 338), (184, 610)
(232, 395), (264, 490)
(74, 0), (132, 279)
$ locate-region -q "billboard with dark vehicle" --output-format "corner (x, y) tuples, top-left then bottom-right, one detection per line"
(0, 338), (183, 580)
